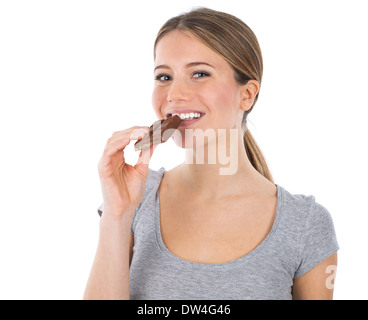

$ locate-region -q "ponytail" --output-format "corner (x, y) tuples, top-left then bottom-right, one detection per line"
(243, 128), (274, 183)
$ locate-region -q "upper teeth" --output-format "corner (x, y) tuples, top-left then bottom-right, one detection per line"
(172, 112), (202, 120)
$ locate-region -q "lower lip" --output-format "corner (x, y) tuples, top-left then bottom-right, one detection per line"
(179, 115), (205, 127)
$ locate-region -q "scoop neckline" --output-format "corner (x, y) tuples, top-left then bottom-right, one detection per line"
(153, 167), (284, 270)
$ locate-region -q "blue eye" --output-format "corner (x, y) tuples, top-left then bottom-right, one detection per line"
(154, 71), (210, 82)
(193, 71), (210, 78)
(155, 74), (172, 82)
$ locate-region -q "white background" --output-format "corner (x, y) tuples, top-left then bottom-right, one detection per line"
(0, 0), (367, 300)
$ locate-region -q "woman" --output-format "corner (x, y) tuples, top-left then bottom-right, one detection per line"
(84, 7), (339, 300)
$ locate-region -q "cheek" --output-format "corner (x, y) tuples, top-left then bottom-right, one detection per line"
(202, 82), (239, 112)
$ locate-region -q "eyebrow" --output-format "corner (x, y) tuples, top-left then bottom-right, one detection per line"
(154, 62), (215, 72)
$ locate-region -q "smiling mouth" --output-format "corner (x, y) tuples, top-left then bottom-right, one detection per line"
(167, 112), (205, 120)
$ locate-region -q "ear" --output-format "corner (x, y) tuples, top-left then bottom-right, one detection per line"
(240, 80), (260, 112)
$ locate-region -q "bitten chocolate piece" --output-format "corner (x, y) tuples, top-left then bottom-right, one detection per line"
(134, 115), (182, 151)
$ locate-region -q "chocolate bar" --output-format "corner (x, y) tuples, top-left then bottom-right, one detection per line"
(134, 115), (182, 151)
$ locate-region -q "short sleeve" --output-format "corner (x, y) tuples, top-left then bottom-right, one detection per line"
(294, 198), (339, 278)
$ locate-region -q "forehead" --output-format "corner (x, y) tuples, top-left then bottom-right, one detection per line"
(154, 30), (226, 67)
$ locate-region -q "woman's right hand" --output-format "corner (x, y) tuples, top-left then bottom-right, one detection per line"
(97, 126), (156, 219)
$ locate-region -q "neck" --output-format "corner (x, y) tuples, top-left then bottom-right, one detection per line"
(178, 128), (265, 199)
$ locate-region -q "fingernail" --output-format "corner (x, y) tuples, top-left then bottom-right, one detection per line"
(130, 129), (149, 140)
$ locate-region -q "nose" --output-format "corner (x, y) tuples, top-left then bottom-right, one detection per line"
(167, 79), (191, 103)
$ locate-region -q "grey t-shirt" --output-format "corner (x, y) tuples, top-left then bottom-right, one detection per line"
(97, 167), (339, 300)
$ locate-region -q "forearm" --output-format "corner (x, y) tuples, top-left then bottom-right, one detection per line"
(83, 212), (133, 300)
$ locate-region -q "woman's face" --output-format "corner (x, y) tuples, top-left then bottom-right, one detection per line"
(152, 30), (252, 148)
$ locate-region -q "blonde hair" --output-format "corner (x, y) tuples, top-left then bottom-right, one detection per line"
(154, 7), (274, 183)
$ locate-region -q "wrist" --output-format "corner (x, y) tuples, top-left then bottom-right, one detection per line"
(99, 208), (134, 232)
